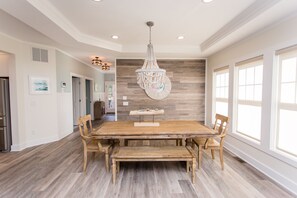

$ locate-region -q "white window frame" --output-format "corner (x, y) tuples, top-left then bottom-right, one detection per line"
(275, 48), (297, 158)
(212, 67), (229, 123)
(234, 57), (263, 142)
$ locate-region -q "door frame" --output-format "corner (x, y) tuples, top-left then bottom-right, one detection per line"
(71, 76), (82, 126)
(85, 77), (94, 119)
(105, 81), (115, 113)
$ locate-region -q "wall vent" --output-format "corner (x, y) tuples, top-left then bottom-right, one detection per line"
(32, 47), (48, 62)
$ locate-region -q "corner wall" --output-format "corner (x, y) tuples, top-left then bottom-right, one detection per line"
(56, 50), (105, 138)
(0, 33), (105, 151)
(206, 14), (297, 195)
(0, 33), (58, 150)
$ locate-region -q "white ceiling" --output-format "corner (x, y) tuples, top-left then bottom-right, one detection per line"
(0, 0), (297, 73)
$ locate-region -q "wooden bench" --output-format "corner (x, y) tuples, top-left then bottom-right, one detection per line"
(111, 146), (196, 184)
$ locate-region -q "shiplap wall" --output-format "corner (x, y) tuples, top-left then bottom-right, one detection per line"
(116, 59), (206, 121)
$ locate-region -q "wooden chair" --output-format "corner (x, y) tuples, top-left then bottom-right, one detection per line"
(78, 114), (112, 172)
(192, 114), (229, 170)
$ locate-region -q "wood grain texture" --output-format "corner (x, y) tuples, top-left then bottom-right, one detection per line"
(111, 146), (196, 184)
(92, 121), (216, 139)
(116, 59), (206, 121)
(0, 116), (294, 198)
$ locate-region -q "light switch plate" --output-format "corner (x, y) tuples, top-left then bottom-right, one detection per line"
(123, 101), (129, 106)
(123, 96), (127, 100)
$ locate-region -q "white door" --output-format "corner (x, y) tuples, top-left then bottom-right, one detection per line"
(72, 77), (81, 126)
(105, 81), (115, 113)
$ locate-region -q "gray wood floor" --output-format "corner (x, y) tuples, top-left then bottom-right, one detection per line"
(0, 116), (294, 198)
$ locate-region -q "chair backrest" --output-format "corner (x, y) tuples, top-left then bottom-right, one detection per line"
(213, 114), (229, 136)
(78, 114), (93, 137)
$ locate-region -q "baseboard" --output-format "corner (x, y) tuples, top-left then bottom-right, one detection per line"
(224, 142), (297, 196)
(11, 135), (59, 151)
(59, 129), (74, 139)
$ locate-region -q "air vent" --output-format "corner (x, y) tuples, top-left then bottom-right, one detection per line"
(32, 47), (48, 62)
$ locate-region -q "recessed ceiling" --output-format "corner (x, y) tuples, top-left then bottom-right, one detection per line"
(0, 0), (297, 73)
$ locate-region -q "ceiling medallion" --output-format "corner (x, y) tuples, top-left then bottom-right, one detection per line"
(135, 21), (171, 100)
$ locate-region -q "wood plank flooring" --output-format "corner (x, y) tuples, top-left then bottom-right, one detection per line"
(0, 116), (294, 198)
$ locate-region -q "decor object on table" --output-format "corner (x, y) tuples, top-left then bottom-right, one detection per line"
(129, 108), (164, 126)
(135, 21), (171, 100)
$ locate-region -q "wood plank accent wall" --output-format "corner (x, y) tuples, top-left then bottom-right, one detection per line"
(116, 59), (206, 121)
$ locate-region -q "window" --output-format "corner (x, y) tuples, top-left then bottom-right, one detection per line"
(235, 56), (263, 141)
(275, 45), (297, 157)
(213, 67), (229, 119)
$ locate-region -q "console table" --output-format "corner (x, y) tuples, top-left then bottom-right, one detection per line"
(129, 109), (164, 126)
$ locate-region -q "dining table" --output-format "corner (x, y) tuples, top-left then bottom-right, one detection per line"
(91, 120), (217, 184)
(91, 120), (217, 140)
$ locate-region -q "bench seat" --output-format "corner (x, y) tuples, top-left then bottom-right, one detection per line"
(111, 146), (196, 184)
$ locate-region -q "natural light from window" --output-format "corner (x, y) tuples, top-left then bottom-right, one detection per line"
(214, 69), (229, 120)
(277, 54), (297, 157)
(236, 59), (263, 141)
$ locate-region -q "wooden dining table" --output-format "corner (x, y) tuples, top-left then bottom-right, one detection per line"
(92, 120), (217, 184)
(91, 120), (217, 140)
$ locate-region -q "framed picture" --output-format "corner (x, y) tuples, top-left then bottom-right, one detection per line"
(29, 77), (50, 94)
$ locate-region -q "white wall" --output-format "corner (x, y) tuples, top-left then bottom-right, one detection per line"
(0, 33), (58, 150)
(0, 33), (105, 151)
(55, 50), (105, 138)
(0, 53), (10, 76)
(206, 14), (297, 195)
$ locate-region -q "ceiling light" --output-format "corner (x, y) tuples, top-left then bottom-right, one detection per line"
(177, 36), (184, 40)
(202, 0), (213, 3)
(102, 63), (110, 71)
(111, 35), (119, 39)
(135, 21), (168, 90)
(93, 0), (102, 2)
(92, 56), (102, 66)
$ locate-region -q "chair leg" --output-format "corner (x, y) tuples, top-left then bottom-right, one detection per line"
(186, 161), (189, 172)
(83, 149), (87, 173)
(192, 158), (196, 183)
(219, 148), (224, 170)
(198, 145), (202, 169)
(112, 159), (116, 184)
(191, 141), (196, 150)
(105, 151), (109, 172)
(117, 162), (120, 173)
(124, 139), (128, 146)
(211, 149), (215, 159)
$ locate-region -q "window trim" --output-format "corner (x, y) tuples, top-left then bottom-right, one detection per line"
(213, 67), (229, 122)
(234, 57), (264, 142)
(274, 52), (297, 158)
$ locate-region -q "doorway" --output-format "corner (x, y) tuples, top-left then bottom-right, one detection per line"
(105, 81), (115, 113)
(72, 77), (81, 126)
(85, 79), (91, 115)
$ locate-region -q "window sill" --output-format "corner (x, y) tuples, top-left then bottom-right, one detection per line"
(228, 132), (297, 169)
